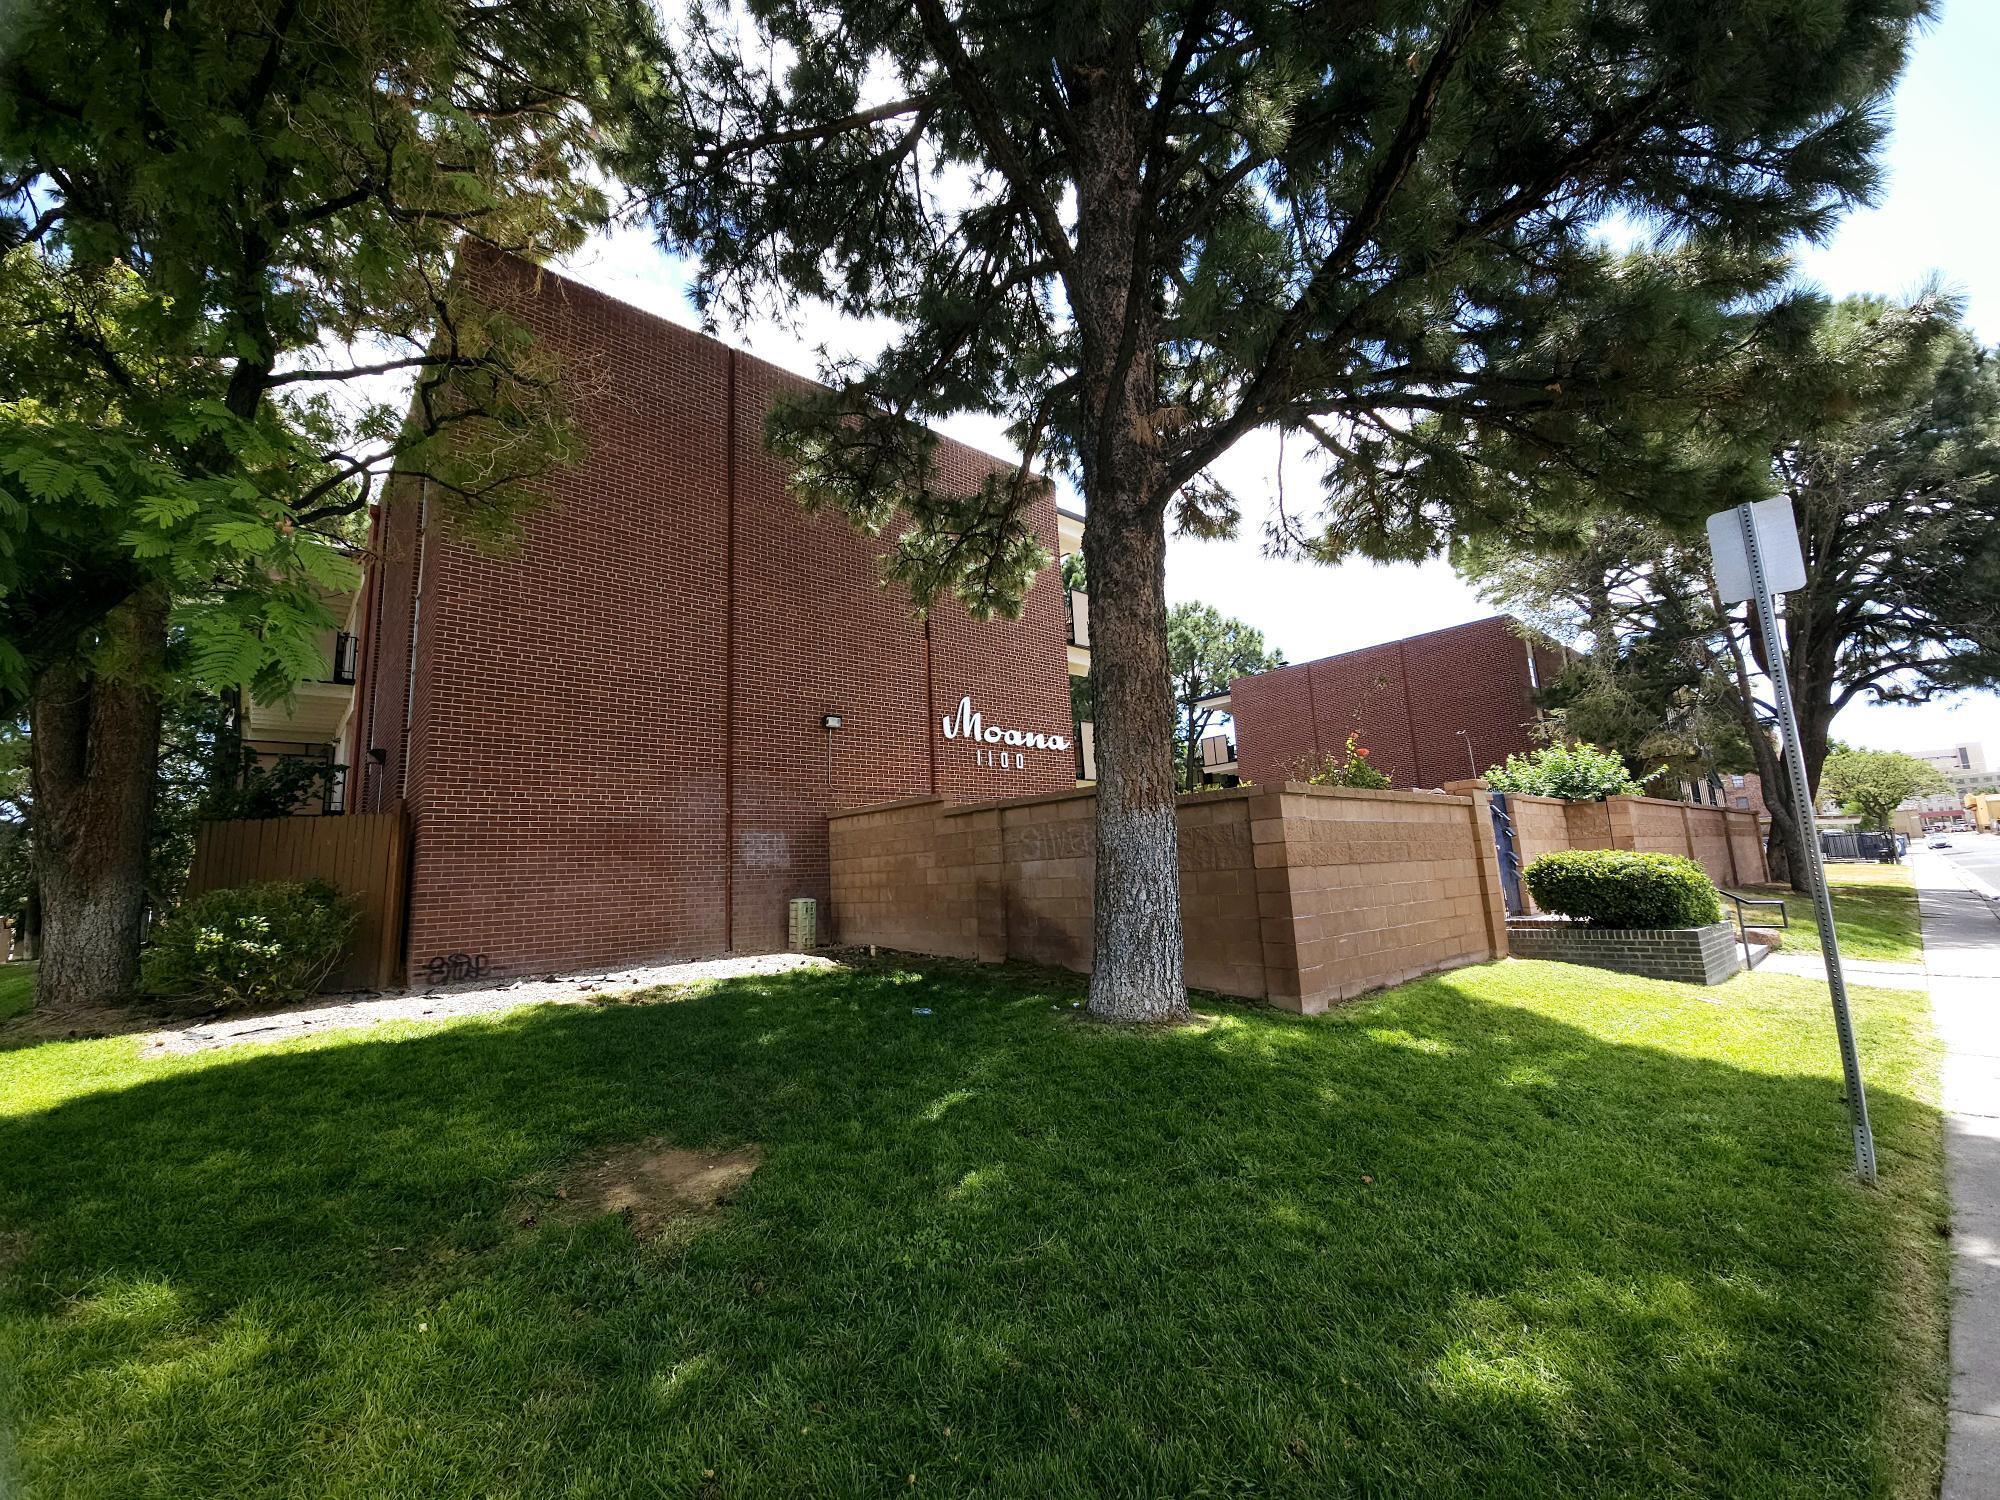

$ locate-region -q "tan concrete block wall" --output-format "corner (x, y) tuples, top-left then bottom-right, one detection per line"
(828, 782), (1508, 1014)
(1725, 810), (1769, 884)
(1563, 800), (1617, 851)
(1501, 793), (1569, 914)
(826, 798), (1003, 962)
(1258, 785), (1505, 1012)
(1683, 805), (1739, 887)
(999, 793), (1097, 974)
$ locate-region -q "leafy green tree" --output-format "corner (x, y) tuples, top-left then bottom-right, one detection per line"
(637, 0), (1923, 1020)
(1166, 603), (1281, 791)
(1, 0), (660, 1007)
(1483, 742), (1651, 801)
(1821, 748), (1948, 830)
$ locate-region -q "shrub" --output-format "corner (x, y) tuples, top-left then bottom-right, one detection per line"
(1524, 849), (1723, 929)
(1483, 742), (1653, 800)
(144, 879), (358, 1007)
(1294, 731), (1392, 789)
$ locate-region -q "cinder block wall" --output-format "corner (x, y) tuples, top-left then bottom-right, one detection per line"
(829, 783), (1509, 1014)
(1504, 793), (1766, 889)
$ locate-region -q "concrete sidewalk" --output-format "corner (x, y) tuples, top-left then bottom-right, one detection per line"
(1916, 850), (2000, 1500)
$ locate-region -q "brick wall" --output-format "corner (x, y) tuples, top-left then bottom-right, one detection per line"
(351, 252), (1075, 979)
(1507, 920), (1743, 985)
(828, 782), (1508, 1014)
(1230, 616), (1561, 788)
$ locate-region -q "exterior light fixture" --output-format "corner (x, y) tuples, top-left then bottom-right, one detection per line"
(822, 713), (844, 730)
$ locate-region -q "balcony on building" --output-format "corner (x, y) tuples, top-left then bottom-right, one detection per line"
(237, 590), (361, 815)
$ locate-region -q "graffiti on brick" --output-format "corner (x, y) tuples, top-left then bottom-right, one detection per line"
(423, 952), (488, 985)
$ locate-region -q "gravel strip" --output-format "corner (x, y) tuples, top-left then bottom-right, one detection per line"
(142, 952), (836, 1056)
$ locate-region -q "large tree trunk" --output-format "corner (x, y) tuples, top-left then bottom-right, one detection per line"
(29, 588), (168, 1010)
(1083, 503), (1187, 1022)
(1071, 56), (1188, 1024)
(1747, 724), (1809, 890)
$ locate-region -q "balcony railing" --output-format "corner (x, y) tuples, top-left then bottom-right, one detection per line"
(1066, 589), (1091, 650)
(329, 630), (359, 685)
(1075, 720), (1097, 782)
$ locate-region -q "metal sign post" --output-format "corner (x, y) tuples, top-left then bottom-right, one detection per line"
(1708, 500), (1877, 1183)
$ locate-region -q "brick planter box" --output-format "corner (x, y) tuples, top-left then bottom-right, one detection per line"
(1506, 917), (1744, 985)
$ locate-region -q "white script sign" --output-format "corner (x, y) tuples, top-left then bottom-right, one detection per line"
(940, 696), (1071, 760)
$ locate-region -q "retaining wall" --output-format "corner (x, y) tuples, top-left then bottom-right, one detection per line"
(1495, 792), (1767, 900)
(1507, 918), (1744, 986)
(828, 783), (1509, 1015)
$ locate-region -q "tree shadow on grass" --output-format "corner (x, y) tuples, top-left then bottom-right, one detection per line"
(0, 959), (1948, 1499)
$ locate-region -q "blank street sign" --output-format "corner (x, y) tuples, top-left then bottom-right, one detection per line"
(1706, 497), (1806, 603)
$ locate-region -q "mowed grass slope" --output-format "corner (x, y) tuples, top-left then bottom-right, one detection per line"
(1735, 862), (1925, 964)
(0, 963), (33, 1024)
(0, 958), (1947, 1498)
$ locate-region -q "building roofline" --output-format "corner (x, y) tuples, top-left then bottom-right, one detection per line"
(466, 246), (1050, 488)
(1227, 614), (1545, 691)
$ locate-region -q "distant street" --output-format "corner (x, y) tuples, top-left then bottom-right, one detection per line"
(1934, 833), (2000, 896)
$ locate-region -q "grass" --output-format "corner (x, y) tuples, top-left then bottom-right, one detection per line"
(1732, 862), (1926, 964)
(0, 956), (1948, 1498)
(0, 964), (32, 1023)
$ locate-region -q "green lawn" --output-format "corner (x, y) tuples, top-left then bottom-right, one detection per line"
(0, 957), (1947, 1498)
(0, 963), (32, 1023)
(1732, 862), (1926, 964)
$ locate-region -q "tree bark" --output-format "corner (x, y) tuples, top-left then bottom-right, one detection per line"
(29, 587), (168, 1010)
(1071, 56), (1188, 1024)
(1083, 504), (1187, 1022)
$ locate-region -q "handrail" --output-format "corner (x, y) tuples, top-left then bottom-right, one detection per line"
(1723, 891), (1789, 970)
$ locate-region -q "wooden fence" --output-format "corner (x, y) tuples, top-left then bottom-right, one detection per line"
(185, 812), (408, 991)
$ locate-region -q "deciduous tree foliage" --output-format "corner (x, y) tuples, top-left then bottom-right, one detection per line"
(1, 0), (662, 1007)
(1821, 747), (1948, 831)
(637, 0), (1923, 1019)
(1166, 602), (1281, 791)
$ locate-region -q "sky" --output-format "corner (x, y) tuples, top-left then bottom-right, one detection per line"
(555, 0), (2000, 761)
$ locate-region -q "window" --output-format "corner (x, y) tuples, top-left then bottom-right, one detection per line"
(1735, 796), (1750, 808)
(1729, 774), (1745, 788)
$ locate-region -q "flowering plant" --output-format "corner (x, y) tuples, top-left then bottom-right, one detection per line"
(1295, 731), (1392, 789)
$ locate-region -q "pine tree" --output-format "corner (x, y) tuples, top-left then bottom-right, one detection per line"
(1459, 295), (2000, 886)
(636, 0), (1924, 1019)
(1167, 604), (1282, 791)
(1, 0), (662, 1008)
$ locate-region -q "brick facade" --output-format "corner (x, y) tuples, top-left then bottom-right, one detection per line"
(1229, 616), (1566, 789)
(351, 252), (1076, 979)
(1506, 919), (1744, 986)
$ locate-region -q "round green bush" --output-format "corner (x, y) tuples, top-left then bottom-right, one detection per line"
(144, 879), (359, 1008)
(1523, 849), (1723, 929)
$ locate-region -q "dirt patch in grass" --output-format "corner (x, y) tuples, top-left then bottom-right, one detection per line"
(541, 1141), (763, 1239)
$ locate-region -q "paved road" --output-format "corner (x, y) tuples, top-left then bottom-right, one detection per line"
(1935, 833), (2000, 898)
(1916, 847), (2000, 1499)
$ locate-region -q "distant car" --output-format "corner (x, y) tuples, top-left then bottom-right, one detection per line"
(1929, 835), (1954, 849)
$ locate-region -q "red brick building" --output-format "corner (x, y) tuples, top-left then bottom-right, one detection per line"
(333, 255), (1080, 979)
(1224, 616), (1568, 789)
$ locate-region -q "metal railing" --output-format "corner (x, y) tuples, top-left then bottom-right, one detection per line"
(329, 630), (359, 684)
(1066, 590), (1091, 650)
(1723, 891), (1789, 969)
